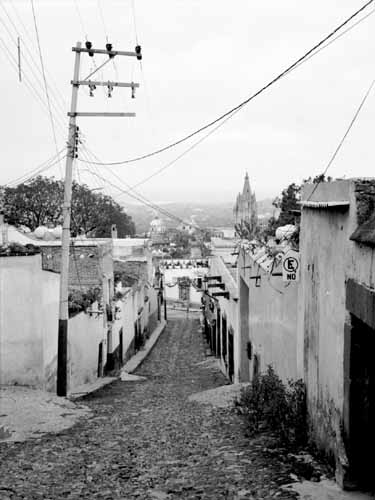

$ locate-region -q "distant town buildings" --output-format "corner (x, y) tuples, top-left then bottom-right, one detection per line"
(149, 216), (168, 245)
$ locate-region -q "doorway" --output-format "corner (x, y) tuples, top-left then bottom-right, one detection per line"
(349, 314), (375, 489)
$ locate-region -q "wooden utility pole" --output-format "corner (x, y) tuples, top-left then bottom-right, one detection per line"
(57, 42), (81, 397)
(57, 41), (141, 397)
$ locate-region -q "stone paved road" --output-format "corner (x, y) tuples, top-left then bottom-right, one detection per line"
(0, 311), (297, 500)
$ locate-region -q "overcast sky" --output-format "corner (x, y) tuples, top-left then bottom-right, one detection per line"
(0, 0), (374, 205)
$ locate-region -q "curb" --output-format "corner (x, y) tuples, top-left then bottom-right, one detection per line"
(121, 319), (167, 374)
(68, 320), (167, 400)
(68, 377), (117, 401)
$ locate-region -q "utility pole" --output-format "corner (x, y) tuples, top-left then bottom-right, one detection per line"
(57, 41), (141, 397)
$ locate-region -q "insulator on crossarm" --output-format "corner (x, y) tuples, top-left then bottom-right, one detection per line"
(131, 83), (136, 99)
(89, 83), (96, 97)
(135, 45), (142, 60)
(106, 43), (114, 58)
(85, 40), (94, 57)
(107, 84), (113, 98)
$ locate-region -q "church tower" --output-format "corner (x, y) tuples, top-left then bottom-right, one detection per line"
(234, 173), (257, 235)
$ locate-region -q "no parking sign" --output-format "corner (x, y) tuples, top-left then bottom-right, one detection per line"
(282, 250), (300, 282)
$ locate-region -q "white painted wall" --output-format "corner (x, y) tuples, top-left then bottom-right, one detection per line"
(163, 267), (205, 305)
(239, 250), (299, 384)
(68, 305), (105, 390)
(0, 254), (107, 392)
(0, 255), (59, 388)
(208, 256), (239, 381)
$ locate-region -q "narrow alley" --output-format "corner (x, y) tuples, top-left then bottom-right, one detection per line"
(0, 311), (297, 500)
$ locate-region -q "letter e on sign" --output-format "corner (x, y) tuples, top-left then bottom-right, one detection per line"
(282, 250), (300, 282)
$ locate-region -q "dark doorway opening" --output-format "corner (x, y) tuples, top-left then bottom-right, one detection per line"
(216, 308), (221, 357)
(228, 328), (234, 382)
(222, 314), (227, 369)
(349, 314), (375, 490)
(119, 328), (123, 365)
(211, 320), (216, 354)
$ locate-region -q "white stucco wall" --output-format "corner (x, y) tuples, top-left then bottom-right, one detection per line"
(208, 256), (239, 381)
(0, 255), (59, 388)
(68, 306), (105, 389)
(299, 180), (357, 465)
(163, 267), (205, 305)
(239, 250), (299, 384)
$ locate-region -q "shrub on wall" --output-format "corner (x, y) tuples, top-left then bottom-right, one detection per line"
(68, 286), (102, 317)
(236, 365), (307, 448)
(0, 242), (40, 256)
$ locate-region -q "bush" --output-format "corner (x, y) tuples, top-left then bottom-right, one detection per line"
(68, 286), (102, 317)
(236, 365), (307, 447)
(0, 242), (40, 256)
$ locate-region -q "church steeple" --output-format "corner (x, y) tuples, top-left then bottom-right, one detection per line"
(242, 172), (251, 198)
(234, 173), (258, 235)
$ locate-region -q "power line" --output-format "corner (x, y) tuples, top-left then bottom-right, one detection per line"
(30, 0), (62, 176)
(0, 34), (66, 139)
(73, 0), (87, 40)
(4, 150), (67, 188)
(130, 110), (238, 191)
(1, 1), (68, 112)
(81, 147), (189, 226)
(78, 0), (375, 167)
(87, 166), (192, 226)
(0, 1), (69, 140)
(306, 76), (375, 202)
(131, 0), (139, 45)
(80, 145), (198, 228)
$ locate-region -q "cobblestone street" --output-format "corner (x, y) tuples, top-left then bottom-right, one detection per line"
(0, 311), (297, 500)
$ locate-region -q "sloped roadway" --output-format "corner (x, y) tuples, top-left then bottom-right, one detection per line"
(0, 310), (297, 500)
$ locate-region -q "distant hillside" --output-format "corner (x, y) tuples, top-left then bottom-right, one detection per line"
(123, 200), (274, 235)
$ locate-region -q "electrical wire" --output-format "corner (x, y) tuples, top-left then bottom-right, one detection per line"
(0, 7), (68, 152)
(30, 0), (62, 175)
(86, 164), (189, 226)
(79, 143), (192, 224)
(78, 0), (375, 167)
(0, 33), (66, 137)
(3, 1), (68, 112)
(305, 75), (375, 202)
(4, 150), (67, 187)
(73, 0), (87, 40)
(131, 0), (139, 45)
(81, 151), (199, 228)
(97, 0), (108, 41)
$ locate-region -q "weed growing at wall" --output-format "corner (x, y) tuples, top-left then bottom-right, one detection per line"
(235, 365), (307, 448)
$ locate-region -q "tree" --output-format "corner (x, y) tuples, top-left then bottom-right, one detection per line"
(262, 182), (300, 239)
(4, 176), (63, 229)
(3, 176), (135, 237)
(277, 182), (301, 227)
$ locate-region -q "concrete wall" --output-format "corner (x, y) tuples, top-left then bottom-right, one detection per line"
(237, 248), (299, 384)
(109, 280), (160, 368)
(239, 249), (299, 384)
(68, 305), (105, 390)
(0, 254), (107, 392)
(161, 260), (208, 306)
(0, 254), (59, 388)
(206, 256), (239, 381)
(299, 181), (355, 465)
(163, 267), (203, 305)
